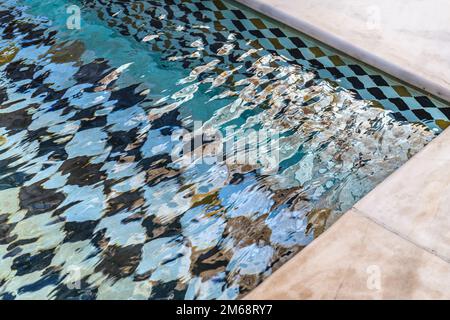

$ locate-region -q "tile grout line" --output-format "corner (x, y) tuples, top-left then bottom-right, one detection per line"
(351, 206), (450, 265)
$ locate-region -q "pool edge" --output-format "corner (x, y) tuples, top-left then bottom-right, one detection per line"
(245, 126), (450, 299)
(233, 0), (450, 104)
(235, 0), (450, 299)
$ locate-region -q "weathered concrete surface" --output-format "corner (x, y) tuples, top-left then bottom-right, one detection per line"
(245, 127), (450, 300)
(355, 128), (450, 262)
(235, 0), (450, 102)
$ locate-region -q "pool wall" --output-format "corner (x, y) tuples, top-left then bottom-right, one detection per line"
(208, 0), (450, 132)
(235, 0), (450, 103)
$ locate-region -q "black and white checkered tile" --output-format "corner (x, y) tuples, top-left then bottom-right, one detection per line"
(83, 0), (449, 132)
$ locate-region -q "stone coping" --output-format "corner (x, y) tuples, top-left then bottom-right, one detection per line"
(234, 0), (450, 103)
(246, 127), (450, 299)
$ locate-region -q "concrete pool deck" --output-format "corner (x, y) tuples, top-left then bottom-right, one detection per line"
(236, 0), (450, 299)
(235, 0), (450, 103)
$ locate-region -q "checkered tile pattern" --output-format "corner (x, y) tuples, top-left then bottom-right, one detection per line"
(83, 0), (449, 131)
(206, 0), (450, 130)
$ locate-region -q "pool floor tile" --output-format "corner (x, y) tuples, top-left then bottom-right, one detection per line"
(245, 210), (450, 300)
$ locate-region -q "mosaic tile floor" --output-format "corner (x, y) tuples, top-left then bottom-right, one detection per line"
(0, 0), (446, 300)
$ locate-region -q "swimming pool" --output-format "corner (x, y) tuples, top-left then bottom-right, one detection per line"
(0, 0), (446, 299)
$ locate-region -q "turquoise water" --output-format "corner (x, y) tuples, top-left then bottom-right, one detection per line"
(0, 0), (441, 299)
(14, 0), (225, 122)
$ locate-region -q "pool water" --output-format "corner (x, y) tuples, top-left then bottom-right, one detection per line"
(0, 0), (446, 299)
